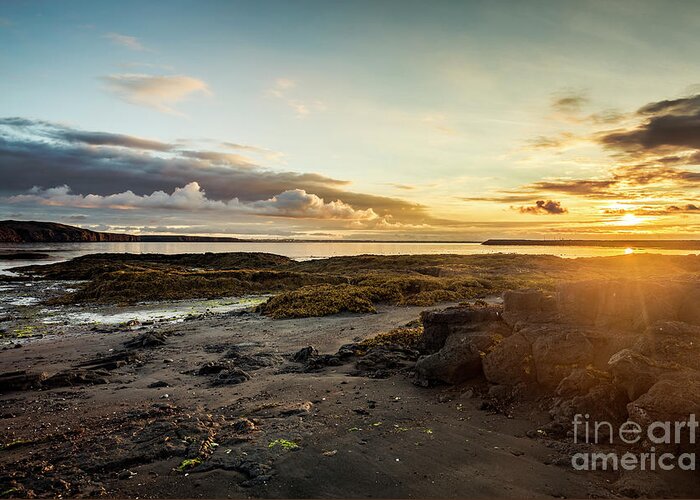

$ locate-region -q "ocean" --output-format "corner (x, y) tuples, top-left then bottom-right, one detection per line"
(0, 241), (697, 275)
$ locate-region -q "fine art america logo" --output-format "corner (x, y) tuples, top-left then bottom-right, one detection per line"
(571, 414), (698, 471)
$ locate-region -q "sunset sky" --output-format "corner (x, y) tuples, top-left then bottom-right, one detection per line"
(2, 0), (700, 240)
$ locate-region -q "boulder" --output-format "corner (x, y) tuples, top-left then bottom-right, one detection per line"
(415, 327), (505, 386)
(627, 371), (700, 423)
(551, 380), (629, 430)
(531, 330), (594, 388)
(555, 367), (611, 398)
(627, 372), (700, 451)
(482, 332), (535, 386)
(557, 280), (685, 331)
(501, 290), (557, 327)
(633, 321), (700, 371)
(420, 305), (503, 353)
(607, 348), (671, 400)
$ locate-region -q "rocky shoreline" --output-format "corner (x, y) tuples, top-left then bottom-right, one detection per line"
(2, 253), (700, 497)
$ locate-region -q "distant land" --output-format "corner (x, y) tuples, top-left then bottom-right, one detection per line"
(3, 221), (700, 249)
(482, 239), (700, 250)
(0, 220), (481, 244)
(0, 220), (245, 243)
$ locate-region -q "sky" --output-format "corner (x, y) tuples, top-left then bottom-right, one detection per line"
(2, 0), (700, 240)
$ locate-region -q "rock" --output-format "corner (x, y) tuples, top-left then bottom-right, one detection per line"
(123, 331), (167, 349)
(607, 348), (669, 400)
(77, 350), (141, 371)
(556, 280), (685, 330)
(420, 305), (503, 353)
(198, 361), (232, 375)
(277, 401), (313, 416)
(291, 346), (317, 363)
(502, 290), (557, 327)
(0, 370), (48, 392)
(555, 367), (611, 398)
(225, 349), (284, 371)
(482, 332), (535, 386)
(232, 418), (256, 433)
(211, 368), (251, 386)
(627, 372), (700, 449)
(148, 380), (169, 388)
(530, 330), (594, 388)
(633, 321), (700, 371)
(43, 369), (110, 388)
(415, 327), (505, 386)
(354, 345), (418, 379)
(551, 376), (628, 430)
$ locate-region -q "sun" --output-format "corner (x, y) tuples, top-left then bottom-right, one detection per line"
(612, 213), (645, 226)
(624, 247), (634, 255)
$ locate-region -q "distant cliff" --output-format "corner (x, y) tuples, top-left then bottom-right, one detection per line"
(0, 220), (247, 243)
(0, 220), (139, 243)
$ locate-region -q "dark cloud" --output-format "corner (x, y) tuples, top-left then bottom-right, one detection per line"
(0, 117), (174, 151)
(0, 117), (442, 225)
(552, 91), (588, 114)
(58, 130), (173, 151)
(517, 200), (567, 215)
(600, 93), (700, 151)
(460, 194), (536, 203)
(528, 179), (616, 196)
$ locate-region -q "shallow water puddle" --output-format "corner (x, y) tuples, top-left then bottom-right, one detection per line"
(40, 296), (268, 326)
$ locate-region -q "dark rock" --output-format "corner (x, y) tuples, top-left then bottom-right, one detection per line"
(198, 361), (232, 376)
(148, 381), (169, 388)
(0, 370), (48, 392)
(232, 417), (256, 433)
(502, 289), (557, 327)
(124, 331), (167, 349)
(530, 330), (594, 388)
(353, 345), (418, 378)
(44, 369), (110, 388)
(291, 346), (317, 363)
(482, 332), (534, 386)
(607, 348), (669, 400)
(627, 371), (700, 443)
(415, 325), (507, 386)
(211, 368), (251, 386)
(551, 369), (629, 430)
(420, 305), (503, 353)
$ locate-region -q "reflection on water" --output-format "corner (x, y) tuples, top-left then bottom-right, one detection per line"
(40, 296), (268, 326)
(0, 241), (696, 274)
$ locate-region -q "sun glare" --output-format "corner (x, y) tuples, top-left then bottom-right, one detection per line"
(624, 247), (634, 255)
(609, 213), (645, 226)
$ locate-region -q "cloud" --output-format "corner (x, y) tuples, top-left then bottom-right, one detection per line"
(104, 32), (146, 51)
(248, 189), (379, 220)
(606, 204), (700, 216)
(7, 183), (381, 222)
(527, 132), (578, 150)
(221, 141), (283, 161)
(267, 78), (326, 117)
(101, 74), (210, 114)
(0, 118), (447, 227)
(527, 179), (617, 196)
(551, 90), (588, 114)
(516, 200), (568, 215)
(599, 93), (700, 152)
